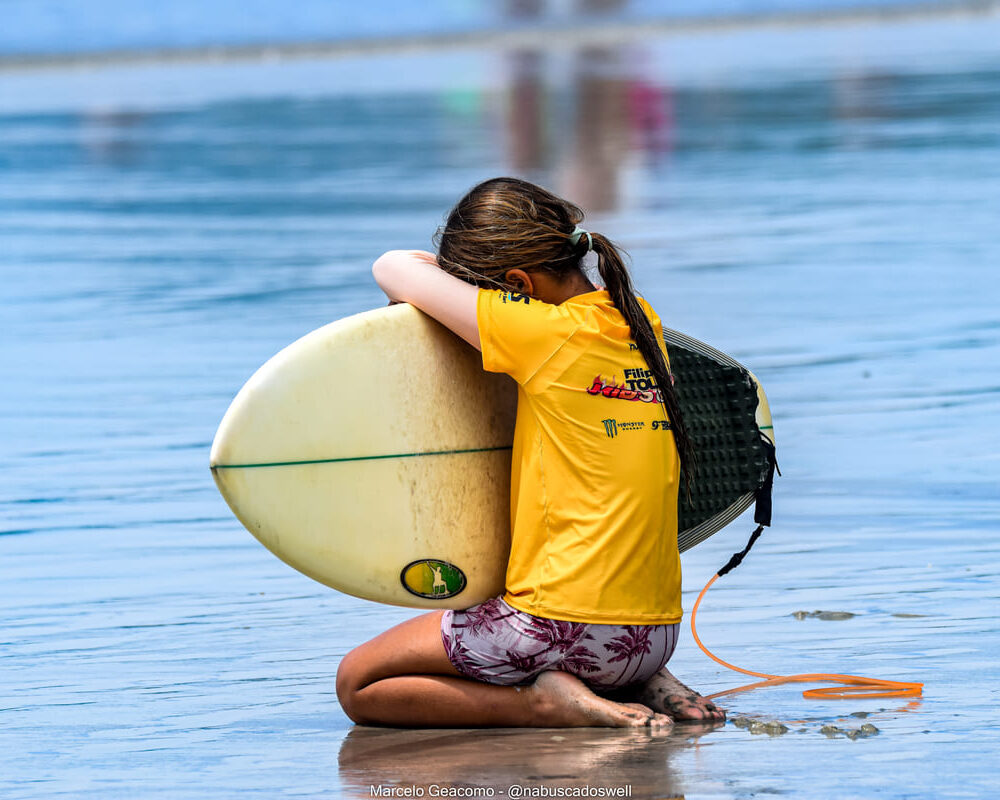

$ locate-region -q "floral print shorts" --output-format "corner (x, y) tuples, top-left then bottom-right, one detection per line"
(440, 596), (678, 690)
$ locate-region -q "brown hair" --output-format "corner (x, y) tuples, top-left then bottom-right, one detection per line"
(435, 176), (696, 493)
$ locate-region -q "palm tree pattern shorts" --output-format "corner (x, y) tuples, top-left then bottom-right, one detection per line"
(441, 596), (679, 690)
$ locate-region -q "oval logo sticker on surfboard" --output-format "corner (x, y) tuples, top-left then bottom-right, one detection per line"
(400, 559), (467, 600)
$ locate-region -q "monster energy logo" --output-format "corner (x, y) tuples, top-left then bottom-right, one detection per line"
(602, 418), (618, 438)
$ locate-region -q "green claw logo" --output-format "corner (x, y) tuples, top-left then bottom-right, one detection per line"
(400, 559), (467, 600)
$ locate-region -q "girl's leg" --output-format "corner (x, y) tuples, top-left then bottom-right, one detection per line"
(628, 668), (726, 722)
(335, 611), (671, 728)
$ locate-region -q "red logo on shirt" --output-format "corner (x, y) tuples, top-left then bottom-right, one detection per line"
(586, 375), (662, 404)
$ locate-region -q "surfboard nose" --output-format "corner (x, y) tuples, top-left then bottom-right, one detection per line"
(209, 407), (236, 469)
(209, 431), (223, 469)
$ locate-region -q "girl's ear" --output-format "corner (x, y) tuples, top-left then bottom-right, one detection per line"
(503, 268), (534, 296)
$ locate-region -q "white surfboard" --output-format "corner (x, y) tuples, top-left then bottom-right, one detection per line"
(211, 304), (516, 608)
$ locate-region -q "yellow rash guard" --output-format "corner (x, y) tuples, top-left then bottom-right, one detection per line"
(476, 288), (682, 625)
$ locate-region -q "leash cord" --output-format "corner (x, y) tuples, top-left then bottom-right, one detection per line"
(691, 572), (924, 701)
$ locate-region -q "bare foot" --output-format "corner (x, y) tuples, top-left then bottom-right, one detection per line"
(623, 703), (673, 729)
(531, 671), (674, 729)
(632, 668), (726, 723)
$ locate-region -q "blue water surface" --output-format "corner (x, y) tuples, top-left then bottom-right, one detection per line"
(1, 11), (999, 800)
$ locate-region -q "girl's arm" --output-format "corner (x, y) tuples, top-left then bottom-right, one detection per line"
(372, 250), (481, 350)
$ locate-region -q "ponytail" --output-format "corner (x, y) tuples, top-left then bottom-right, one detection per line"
(591, 234), (697, 499)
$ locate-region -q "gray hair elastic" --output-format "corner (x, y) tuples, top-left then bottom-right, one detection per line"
(569, 226), (593, 253)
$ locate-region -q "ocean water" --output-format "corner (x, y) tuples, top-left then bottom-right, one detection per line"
(2, 12), (999, 800)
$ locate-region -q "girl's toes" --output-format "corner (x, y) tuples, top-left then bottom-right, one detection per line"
(622, 702), (655, 721)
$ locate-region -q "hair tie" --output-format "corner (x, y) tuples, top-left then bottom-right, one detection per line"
(570, 226), (593, 253)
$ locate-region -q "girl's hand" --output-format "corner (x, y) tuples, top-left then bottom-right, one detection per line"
(372, 250), (481, 350)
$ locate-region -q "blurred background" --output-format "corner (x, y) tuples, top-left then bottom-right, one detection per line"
(2, 0), (994, 60)
(2, 2), (999, 799)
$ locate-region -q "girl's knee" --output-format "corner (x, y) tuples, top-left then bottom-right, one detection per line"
(335, 647), (368, 721)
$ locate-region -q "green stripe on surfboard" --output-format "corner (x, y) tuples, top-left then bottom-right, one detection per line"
(212, 444), (513, 470)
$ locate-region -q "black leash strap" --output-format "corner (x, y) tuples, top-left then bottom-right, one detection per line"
(753, 434), (779, 527)
(718, 524), (765, 577)
(717, 433), (780, 577)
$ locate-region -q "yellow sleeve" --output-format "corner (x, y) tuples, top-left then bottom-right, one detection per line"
(476, 289), (580, 385)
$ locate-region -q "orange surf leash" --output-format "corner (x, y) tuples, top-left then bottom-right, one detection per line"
(688, 433), (921, 701)
(691, 571), (923, 701)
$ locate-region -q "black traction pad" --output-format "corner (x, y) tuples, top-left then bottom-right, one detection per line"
(664, 329), (774, 552)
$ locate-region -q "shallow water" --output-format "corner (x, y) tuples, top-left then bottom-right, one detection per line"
(2, 12), (999, 800)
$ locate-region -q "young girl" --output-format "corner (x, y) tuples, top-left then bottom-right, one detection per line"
(336, 177), (725, 728)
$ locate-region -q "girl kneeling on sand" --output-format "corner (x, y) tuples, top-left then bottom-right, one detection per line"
(336, 177), (724, 728)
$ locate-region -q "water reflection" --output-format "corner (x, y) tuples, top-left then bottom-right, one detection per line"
(338, 723), (721, 799)
(505, 48), (547, 172)
(559, 44), (635, 212)
(501, 0), (674, 212)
